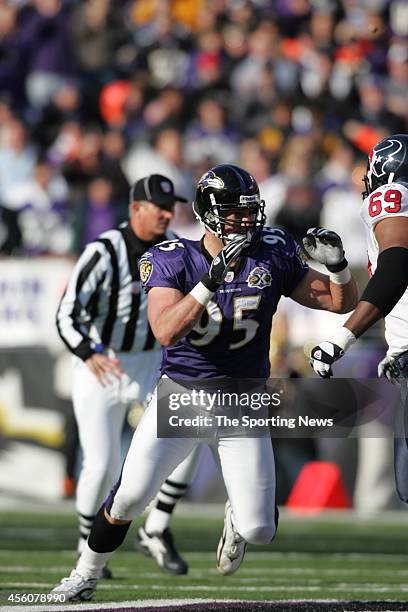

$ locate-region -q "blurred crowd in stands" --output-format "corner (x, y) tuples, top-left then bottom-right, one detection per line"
(0, 0), (406, 259)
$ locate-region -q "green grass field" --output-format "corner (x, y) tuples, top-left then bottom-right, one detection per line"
(1, 509), (408, 608)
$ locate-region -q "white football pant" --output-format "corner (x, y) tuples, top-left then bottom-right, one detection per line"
(72, 352), (198, 518)
(108, 386), (277, 545)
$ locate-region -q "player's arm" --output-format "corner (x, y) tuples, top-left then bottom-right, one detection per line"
(148, 287), (206, 346)
(344, 217), (408, 335)
(56, 244), (122, 385)
(290, 227), (358, 314)
(146, 235), (248, 346)
(310, 217), (408, 378)
(290, 268), (358, 313)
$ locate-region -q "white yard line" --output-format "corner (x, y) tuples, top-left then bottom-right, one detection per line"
(2, 565), (408, 578)
(3, 582), (406, 593)
(2, 550), (408, 562)
(0, 598), (224, 612)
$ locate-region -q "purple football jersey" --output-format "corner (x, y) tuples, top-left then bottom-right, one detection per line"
(140, 228), (308, 379)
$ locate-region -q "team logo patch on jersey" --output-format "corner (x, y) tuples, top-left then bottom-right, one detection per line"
(246, 266), (272, 289)
(140, 259), (153, 284)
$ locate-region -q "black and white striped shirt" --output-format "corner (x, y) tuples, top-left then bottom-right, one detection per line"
(56, 223), (176, 360)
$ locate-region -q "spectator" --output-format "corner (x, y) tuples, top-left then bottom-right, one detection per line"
(4, 157), (71, 255)
(20, 0), (77, 111)
(184, 97), (239, 168)
(124, 126), (193, 201)
(72, 176), (119, 253)
(99, 129), (130, 209)
(70, 0), (130, 122)
(275, 181), (321, 246)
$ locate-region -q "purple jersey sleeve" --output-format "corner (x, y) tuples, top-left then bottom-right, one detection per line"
(277, 231), (309, 296)
(139, 239), (186, 293)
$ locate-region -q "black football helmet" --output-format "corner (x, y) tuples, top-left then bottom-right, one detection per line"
(363, 134), (408, 198)
(193, 164), (266, 242)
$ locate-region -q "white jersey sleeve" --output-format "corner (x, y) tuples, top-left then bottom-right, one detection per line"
(360, 183), (408, 230)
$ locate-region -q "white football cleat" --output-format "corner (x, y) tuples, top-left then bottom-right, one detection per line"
(216, 501), (247, 575)
(50, 569), (97, 601)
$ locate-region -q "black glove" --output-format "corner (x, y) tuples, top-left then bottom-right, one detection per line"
(310, 341), (345, 378)
(202, 235), (249, 291)
(302, 227), (347, 271)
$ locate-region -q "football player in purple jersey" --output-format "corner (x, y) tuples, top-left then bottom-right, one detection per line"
(51, 164), (358, 601)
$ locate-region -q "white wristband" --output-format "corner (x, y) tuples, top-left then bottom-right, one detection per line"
(329, 266), (351, 285)
(331, 327), (356, 352)
(189, 282), (215, 306)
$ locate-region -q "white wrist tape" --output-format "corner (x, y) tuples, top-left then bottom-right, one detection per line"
(189, 282), (214, 306)
(329, 266), (351, 285)
(331, 327), (356, 352)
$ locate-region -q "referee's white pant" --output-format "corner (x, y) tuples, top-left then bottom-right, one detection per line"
(72, 352), (197, 518)
(107, 386), (277, 545)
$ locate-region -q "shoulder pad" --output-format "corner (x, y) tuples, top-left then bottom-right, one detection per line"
(361, 183), (408, 228)
(152, 238), (187, 257)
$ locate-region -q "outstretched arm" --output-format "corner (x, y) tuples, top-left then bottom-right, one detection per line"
(310, 216), (408, 377)
(290, 268), (358, 314)
(344, 217), (408, 336)
(291, 227), (358, 313)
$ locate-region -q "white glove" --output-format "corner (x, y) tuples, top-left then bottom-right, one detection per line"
(378, 355), (400, 384)
(310, 328), (356, 378)
(310, 341), (345, 378)
(302, 227), (345, 268)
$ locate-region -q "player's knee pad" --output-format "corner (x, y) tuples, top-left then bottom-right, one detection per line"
(241, 524), (277, 545)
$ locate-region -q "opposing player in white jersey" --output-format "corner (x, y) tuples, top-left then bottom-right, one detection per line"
(56, 174), (199, 576)
(310, 133), (408, 502)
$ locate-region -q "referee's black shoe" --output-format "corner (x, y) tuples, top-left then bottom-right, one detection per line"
(135, 526), (188, 575)
(101, 564), (113, 579)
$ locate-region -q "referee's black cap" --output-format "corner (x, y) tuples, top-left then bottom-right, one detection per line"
(130, 175), (188, 210)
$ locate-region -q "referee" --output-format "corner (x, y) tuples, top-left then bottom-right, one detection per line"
(57, 174), (199, 576)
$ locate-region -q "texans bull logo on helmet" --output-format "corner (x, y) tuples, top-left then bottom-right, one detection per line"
(367, 138), (403, 182)
(363, 134), (408, 197)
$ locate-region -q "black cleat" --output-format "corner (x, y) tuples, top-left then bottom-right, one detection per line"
(101, 564), (113, 579)
(135, 526), (188, 575)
